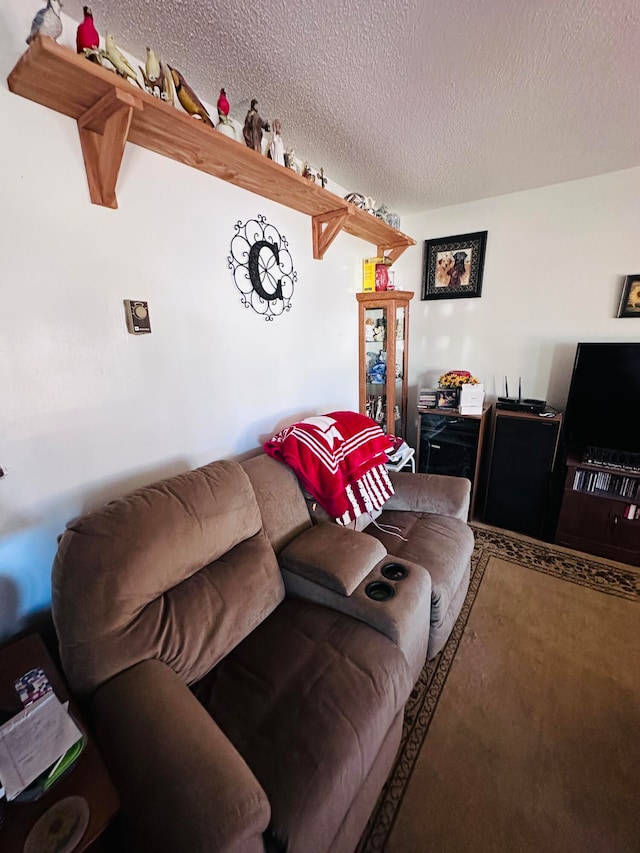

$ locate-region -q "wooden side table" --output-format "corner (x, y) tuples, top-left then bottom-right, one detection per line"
(0, 634), (119, 851)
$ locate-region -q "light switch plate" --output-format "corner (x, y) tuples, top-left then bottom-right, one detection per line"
(124, 300), (151, 334)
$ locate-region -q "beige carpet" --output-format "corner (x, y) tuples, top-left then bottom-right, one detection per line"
(357, 527), (640, 853)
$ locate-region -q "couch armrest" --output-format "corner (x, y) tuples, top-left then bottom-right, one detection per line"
(385, 471), (471, 520)
(279, 524), (432, 680)
(282, 555), (432, 683)
(279, 522), (387, 595)
(91, 659), (270, 853)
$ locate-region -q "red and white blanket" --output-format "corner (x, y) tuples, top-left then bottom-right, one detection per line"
(263, 411), (395, 525)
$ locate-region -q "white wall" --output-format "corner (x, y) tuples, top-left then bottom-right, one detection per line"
(394, 170), (640, 446)
(0, 6), (366, 638)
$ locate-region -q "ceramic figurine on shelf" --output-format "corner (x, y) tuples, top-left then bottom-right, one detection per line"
(26, 0), (62, 45)
(214, 88), (244, 142)
(284, 148), (299, 173)
(302, 162), (316, 183)
(364, 197), (377, 215)
(243, 99), (270, 152)
(214, 88), (240, 140)
(160, 60), (174, 105)
(103, 34), (141, 86)
(217, 88), (230, 123)
(317, 167), (328, 189)
(344, 192), (366, 209)
(365, 318), (375, 341)
(268, 118), (285, 165)
(76, 6), (100, 62)
(140, 47), (165, 99)
(170, 67), (214, 126)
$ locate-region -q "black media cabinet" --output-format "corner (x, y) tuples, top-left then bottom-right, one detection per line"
(417, 405), (491, 521)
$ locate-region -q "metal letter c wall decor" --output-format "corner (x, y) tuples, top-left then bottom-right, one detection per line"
(228, 215), (297, 320)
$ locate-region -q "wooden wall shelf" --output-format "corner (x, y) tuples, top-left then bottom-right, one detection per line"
(7, 37), (416, 262)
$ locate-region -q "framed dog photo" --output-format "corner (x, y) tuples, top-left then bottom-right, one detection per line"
(616, 274), (640, 318)
(422, 231), (488, 300)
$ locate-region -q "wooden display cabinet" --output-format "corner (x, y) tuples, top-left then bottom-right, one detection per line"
(555, 453), (640, 566)
(357, 291), (413, 438)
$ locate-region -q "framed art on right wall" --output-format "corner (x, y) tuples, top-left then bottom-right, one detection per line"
(616, 274), (640, 318)
(422, 230), (487, 300)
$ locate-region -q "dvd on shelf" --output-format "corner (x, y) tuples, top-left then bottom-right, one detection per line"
(572, 467), (640, 500)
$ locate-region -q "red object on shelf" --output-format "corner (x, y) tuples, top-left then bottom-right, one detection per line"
(76, 7), (99, 53)
(375, 264), (389, 291)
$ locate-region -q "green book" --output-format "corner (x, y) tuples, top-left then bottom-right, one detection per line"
(42, 737), (85, 791)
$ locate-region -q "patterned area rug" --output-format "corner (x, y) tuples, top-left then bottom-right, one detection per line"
(356, 526), (640, 852)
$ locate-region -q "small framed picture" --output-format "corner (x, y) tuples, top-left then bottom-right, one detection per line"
(436, 389), (459, 409)
(422, 231), (487, 300)
(616, 274), (640, 318)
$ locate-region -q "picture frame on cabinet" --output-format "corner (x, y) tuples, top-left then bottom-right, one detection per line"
(436, 389), (459, 409)
(422, 230), (487, 300)
(616, 274), (640, 318)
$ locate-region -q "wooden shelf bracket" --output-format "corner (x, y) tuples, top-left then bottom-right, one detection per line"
(312, 208), (349, 260)
(377, 242), (411, 265)
(77, 87), (143, 209)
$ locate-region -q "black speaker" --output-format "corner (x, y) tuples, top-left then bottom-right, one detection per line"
(484, 411), (562, 538)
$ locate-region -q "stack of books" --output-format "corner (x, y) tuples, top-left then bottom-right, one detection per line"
(418, 388), (437, 409)
(459, 383), (484, 415)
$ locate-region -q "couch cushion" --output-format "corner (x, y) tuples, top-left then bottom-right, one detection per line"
(366, 510), (474, 629)
(53, 460), (284, 696)
(242, 454), (313, 553)
(192, 599), (412, 853)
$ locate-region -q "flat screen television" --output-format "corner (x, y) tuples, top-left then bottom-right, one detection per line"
(563, 342), (640, 455)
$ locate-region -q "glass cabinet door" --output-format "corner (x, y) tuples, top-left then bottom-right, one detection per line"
(357, 291), (413, 438)
(394, 305), (406, 437)
(363, 304), (389, 428)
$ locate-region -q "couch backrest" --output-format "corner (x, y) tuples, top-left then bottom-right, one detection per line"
(52, 460), (285, 697)
(241, 454), (313, 553)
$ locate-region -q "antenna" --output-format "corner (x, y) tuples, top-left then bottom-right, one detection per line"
(518, 377), (522, 401)
(505, 376), (509, 398)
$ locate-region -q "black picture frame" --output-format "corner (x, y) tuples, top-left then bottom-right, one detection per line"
(436, 389), (459, 410)
(616, 274), (640, 318)
(422, 230), (487, 300)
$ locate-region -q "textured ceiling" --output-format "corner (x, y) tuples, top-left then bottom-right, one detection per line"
(62, 0), (640, 214)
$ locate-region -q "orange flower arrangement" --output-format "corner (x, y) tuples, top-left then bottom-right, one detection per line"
(438, 370), (480, 389)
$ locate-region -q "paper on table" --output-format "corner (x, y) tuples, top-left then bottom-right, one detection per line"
(0, 692), (82, 800)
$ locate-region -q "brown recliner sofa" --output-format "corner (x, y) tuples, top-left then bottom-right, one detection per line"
(52, 459), (442, 853)
(52, 450), (474, 852)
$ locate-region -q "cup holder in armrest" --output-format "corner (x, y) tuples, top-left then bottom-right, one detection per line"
(366, 581), (395, 602)
(380, 562), (409, 581)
